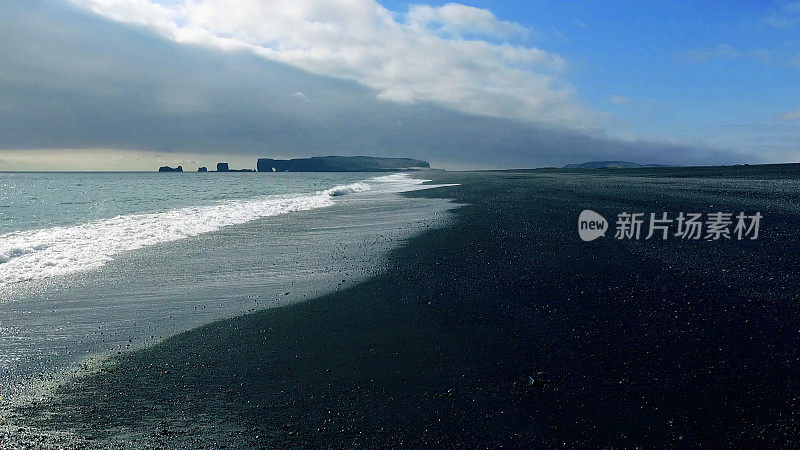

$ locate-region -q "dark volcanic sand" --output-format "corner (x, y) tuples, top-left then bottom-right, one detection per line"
(5, 168), (800, 448)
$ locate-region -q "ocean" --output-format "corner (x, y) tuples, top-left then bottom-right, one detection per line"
(0, 172), (456, 401)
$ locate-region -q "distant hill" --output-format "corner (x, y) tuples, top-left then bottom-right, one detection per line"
(257, 156), (430, 172)
(563, 161), (669, 169)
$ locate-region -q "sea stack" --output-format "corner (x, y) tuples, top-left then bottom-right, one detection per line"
(216, 162), (229, 172)
(198, 167), (208, 172)
(158, 165), (183, 172)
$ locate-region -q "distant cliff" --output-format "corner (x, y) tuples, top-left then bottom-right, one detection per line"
(257, 156), (430, 172)
(215, 162), (254, 172)
(563, 161), (669, 169)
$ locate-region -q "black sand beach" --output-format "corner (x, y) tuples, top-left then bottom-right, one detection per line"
(6, 167), (800, 447)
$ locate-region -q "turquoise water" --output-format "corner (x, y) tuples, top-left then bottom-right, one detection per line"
(0, 172), (436, 285)
(0, 172), (373, 233)
(0, 172), (456, 400)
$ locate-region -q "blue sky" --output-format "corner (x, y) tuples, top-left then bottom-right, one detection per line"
(0, 0), (797, 169)
(382, 0), (800, 153)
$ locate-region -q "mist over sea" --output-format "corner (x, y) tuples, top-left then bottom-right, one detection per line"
(0, 172), (456, 401)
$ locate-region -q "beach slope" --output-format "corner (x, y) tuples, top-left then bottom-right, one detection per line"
(6, 169), (800, 447)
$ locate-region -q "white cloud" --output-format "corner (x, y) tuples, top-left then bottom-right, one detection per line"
(69, 0), (588, 127)
(762, 2), (800, 28)
(679, 44), (740, 64)
(787, 1), (800, 12)
(780, 110), (800, 121)
(677, 44), (800, 68)
(407, 3), (529, 39)
(609, 95), (632, 105)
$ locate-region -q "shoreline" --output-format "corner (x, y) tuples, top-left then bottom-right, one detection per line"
(0, 175), (456, 402)
(5, 169), (800, 447)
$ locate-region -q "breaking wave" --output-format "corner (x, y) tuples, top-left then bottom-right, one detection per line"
(321, 182), (372, 197)
(0, 174), (439, 286)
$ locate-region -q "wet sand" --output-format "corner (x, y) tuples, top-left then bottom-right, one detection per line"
(5, 167), (800, 447)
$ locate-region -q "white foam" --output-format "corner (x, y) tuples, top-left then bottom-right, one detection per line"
(321, 182), (372, 197)
(368, 173), (458, 193)
(0, 173), (447, 286)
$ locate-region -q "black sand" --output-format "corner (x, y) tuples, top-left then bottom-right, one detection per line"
(6, 168), (800, 447)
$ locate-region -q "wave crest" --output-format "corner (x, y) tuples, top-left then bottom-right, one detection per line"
(321, 182), (372, 197)
(0, 173), (446, 286)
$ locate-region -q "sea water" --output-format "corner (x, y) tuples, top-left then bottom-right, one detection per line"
(0, 172), (456, 400)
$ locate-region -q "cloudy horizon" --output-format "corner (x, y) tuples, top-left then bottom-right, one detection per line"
(0, 0), (798, 170)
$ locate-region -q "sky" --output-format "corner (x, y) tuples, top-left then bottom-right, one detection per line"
(0, 0), (798, 170)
